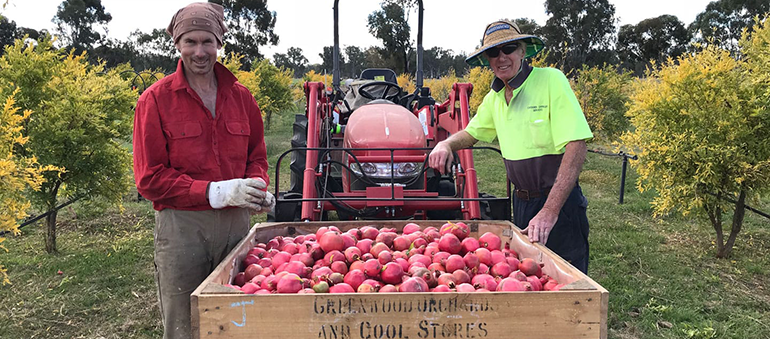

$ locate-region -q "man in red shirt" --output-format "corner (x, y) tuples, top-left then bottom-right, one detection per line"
(132, 3), (273, 338)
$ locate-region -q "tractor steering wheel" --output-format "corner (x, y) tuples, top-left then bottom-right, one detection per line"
(358, 81), (402, 102)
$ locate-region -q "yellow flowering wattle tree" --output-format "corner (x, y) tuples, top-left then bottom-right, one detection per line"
(621, 18), (770, 258)
(0, 36), (137, 253)
(0, 92), (57, 284)
(571, 64), (633, 143)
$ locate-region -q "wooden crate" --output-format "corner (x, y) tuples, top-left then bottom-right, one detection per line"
(191, 220), (608, 339)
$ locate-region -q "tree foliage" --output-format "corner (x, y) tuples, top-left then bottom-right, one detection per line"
(689, 0), (770, 54)
(221, 53), (294, 129)
(618, 15), (691, 76)
(571, 64), (632, 143)
(0, 15), (15, 48)
(465, 67), (494, 116)
(422, 47), (466, 78)
(273, 46), (307, 78)
(367, 2), (412, 74)
(512, 18), (542, 38)
(318, 45), (341, 77)
(209, 0), (279, 69)
(0, 36), (137, 253)
(52, 0), (111, 52)
(541, 0), (618, 73)
(0, 91), (57, 284)
(343, 46), (367, 78)
(621, 18), (770, 258)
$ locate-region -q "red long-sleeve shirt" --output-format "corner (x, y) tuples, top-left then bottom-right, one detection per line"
(133, 60), (269, 211)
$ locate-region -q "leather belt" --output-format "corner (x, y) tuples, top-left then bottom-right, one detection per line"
(514, 188), (550, 201)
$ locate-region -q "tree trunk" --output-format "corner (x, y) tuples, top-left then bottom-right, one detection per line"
(718, 189), (747, 258)
(705, 193), (724, 257)
(266, 110), (272, 131)
(45, 209), (58, 253)
(44, 182), (61, 253)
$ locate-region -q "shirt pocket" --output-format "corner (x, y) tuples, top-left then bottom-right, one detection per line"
(224, 120), (250, 163)
(163, 121), (205, 170)
(526, 109), (553, 150)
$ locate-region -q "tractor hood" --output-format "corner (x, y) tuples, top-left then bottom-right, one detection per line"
(343, 102), (426, 152)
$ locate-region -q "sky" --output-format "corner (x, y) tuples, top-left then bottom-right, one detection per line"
(3, 0), (716, 64)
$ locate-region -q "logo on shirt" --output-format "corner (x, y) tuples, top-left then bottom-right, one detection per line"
(527, 105), (548, 112)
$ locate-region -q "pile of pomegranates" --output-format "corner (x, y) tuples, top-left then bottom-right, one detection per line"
(228, 222), (565, 294)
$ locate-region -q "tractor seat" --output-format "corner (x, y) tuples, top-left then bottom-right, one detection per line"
(359, 68), (398, 83)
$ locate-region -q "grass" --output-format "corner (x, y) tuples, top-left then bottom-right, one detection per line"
(2, 107), (769, 338)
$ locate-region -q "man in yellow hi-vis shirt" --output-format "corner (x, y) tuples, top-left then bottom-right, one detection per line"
(429, 19), (593, 273)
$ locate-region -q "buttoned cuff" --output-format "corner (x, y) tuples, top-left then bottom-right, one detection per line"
(190, 180), (211, 207)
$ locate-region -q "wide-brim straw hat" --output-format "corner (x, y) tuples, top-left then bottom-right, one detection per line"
(466, 20), (545, 67)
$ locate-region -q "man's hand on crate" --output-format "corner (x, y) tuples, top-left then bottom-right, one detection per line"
(521, 208), (557, 244)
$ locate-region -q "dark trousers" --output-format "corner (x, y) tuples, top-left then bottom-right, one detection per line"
(154, 208), (249, 339)
(513, 185), (590, 274)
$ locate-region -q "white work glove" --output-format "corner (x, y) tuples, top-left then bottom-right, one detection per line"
(208, 178), (267, 210)
(250, 190), (276, 215)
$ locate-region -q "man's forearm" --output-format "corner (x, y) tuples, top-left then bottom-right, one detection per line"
(442, 130), (478, 151)
(542, 140), (587, 214)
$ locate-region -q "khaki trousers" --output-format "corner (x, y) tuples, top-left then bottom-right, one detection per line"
(154, 208), (249, 339)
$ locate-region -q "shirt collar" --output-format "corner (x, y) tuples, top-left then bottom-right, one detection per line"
(490, 60), (533, 92)
(169, 58), (239, 91)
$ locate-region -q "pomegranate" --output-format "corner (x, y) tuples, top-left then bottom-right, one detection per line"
(452, 270), (471, 285)
(402, 222), (421, 234)
(478, 232), (502, 251)
(379, 284), (398, 293)
(444, 254), (466, 273)
(496, 277), (526, 291)
(526, 275), (543, 291)
(244, 264), (263, 281)
(344, 247), (362, 263)
(233, 272), (248, 287)
(490, 262), (513, 278)
(437, 273), (457, 288)
(323, 250), (345, 264)
(357, 283), (377, 293)
(392, 236), (411, 251)
(519, 258), (543, 277)
(330, 260), (348, 275)
(362, 259), (382, 278)
(455, 283), (476, 292)
(438, 233), (462, 254)
(360, 226), (379, 240)
(344, 269), (366, 290)
(399, 277), (429, 292)
(375, 232), (397, 248)
(377, 251), (392, 265)
(461, 237), (480, 254)
(432, 285), (452, 292)
(311, 267), (333, 281)
(463, 252), (480, 269)
(329, 283), (355, 293)
(381, 262), (404, 284)
(451, 222), (470, 240)
(242, 254), (261, 267)
(319, 231), (345, 252)
(240, 282), (260, 294)
(509, 270), (527, 281)
(356, 238), (373, 254)
(276, 273), (304, 293)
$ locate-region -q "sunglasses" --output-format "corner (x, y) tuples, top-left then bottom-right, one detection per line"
(484, 43), (519, 58)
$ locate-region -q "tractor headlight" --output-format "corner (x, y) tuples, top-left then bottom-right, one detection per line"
(350, 162), (423, 179)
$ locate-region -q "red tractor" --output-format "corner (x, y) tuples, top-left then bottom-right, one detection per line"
(269, 0), (510, 222)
